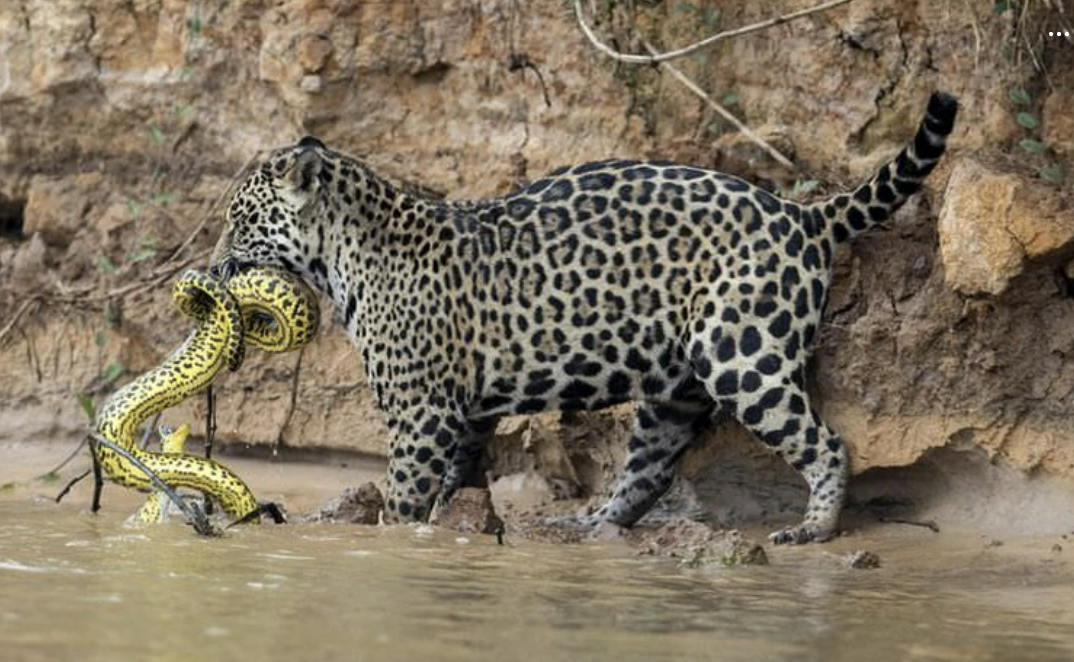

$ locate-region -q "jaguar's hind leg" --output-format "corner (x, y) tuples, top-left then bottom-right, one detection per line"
(566, 393), (713, 529)
(695, 336), (849, 544)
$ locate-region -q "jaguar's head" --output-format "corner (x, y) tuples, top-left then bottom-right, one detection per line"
(210, 136), (330, 281)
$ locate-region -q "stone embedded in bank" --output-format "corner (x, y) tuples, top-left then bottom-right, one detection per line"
(938, 158), (1074, 296)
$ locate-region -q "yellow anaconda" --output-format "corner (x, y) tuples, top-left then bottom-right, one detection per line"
(133, 423), (191, 523)
(94, 266), (319, 523)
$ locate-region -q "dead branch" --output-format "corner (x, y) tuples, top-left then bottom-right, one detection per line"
(573, 0), (861, 172)
(573, 0), (859, 65)
(0, 297), (41, 349)
(640, 41), (795, 170)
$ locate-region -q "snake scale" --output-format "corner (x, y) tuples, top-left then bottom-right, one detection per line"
(94, 266), (318, 523)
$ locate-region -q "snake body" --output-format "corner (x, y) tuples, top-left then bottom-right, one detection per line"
(134, 424), (191, 523)
(95, 266), (319, 522)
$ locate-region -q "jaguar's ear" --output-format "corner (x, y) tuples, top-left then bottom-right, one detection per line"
(283, 136), (326, 193)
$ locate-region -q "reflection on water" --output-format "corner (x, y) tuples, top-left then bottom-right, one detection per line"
(1, 499), (1073, 662)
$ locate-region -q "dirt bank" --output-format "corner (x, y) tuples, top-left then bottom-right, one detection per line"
(2, 1), (1074, 527)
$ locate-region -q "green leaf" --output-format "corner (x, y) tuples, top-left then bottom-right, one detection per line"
(38, 471), (59, 483)
(721, 91), (741, 107)
(126, 199), (142, 220)
(1009, 88), (1031, 105)
(792, 179), (820, 199)
(1016, 112), (1039, 130)
(149, 125), (166, 146)
(1019, 138), (1047, 154)
(76, 392), (96, 421)
(1040, 163), (1065, 183)
(172, 103), (196, 118)
(94, 330), (106, 348)
(104, 301), (121, 330)
(702, 7), (720, 28)
(0, 482), (15, 492)
(102, 361), (125, 384)
(96, 255), (118, 275)
(675, 2), (698, 13)
(126, 248), (158, 264)
(187, 16), (203, 35)
(993, 1), (1011, 15)
(150, 191), (177, 205)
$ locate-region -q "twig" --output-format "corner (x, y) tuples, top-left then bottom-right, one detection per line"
(54, 468), (92, 504)
(0, 297), (41, 349)
(102, 247), (211, 301)
(90, 436), (103, 513)
(273, 347), (306, 457)
(204, 384), (216, 461)
(41, 436), (89, 479)
(641, 41), (795, 170)
(572, 0), (859, 65)
(508, 53), (553, 108)
(139, 412), (162, 450)
(90, 432), (220, 536)
(879, 516), (940, 533)
(203, 384), (217, 516)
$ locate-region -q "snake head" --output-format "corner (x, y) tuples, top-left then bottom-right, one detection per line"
(209, 136), (329, 282)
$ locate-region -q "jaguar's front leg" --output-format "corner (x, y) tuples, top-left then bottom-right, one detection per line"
(382, 408), (467, 523)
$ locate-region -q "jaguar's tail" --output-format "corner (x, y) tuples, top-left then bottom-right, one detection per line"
(811, 92), (959, 244)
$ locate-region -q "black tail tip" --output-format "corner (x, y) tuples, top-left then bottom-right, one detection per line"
(297, 135), (326, 150)
(926, 92), (959, 134)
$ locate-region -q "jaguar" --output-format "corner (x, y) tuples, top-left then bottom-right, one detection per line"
(211, 92), (958, 544)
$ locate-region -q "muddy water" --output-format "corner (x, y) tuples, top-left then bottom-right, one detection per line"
(2, 450), (1074, 662)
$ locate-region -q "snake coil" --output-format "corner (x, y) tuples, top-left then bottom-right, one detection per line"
(94, 266), (319, 523)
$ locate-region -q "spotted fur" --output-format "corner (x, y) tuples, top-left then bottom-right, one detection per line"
(211, 93), (959, 543)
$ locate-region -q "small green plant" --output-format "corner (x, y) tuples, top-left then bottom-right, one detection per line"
(1009, 87), (1065, 184)
(675, 1), (719, 29)
(125, 235), (159, 266)
(788, 179), (820, 200)
(102, 361), (125, 385)
(96, 255), (118, 275)
(148, 125), (167, 148)
(702, 91), (740, 137)
(77, 392), (97, 421)
(776, 179), (820, 201)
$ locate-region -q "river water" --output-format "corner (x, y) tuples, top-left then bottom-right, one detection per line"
(2, 449), (1074, 662)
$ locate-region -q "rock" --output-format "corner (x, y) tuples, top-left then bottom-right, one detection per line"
(641, 519), (768, 568)
(488, 472), (557, 513)
(937, 158), (1074, 296)
(7, 232), (49, 287)
(435, 487), (504, 535)
(1043, 86), (1074, 158)
(23, 174), (101, 247)
(298, 35), (334, 74)
(843, 550), (881, 570)
(310, 483), (384, 525)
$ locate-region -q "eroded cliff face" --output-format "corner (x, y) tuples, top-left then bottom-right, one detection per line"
(2, 1), (1073, 516)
